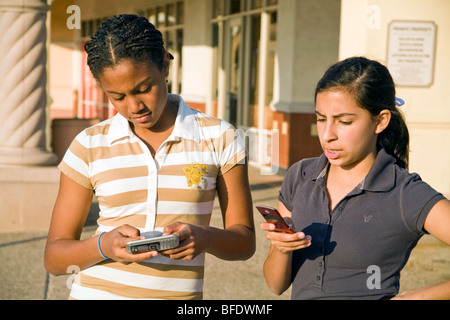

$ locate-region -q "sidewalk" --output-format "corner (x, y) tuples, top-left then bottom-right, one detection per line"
(0, 165), (449, 299)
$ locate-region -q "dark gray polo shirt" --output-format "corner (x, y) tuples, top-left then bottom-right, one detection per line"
(279, 149), (445, 300)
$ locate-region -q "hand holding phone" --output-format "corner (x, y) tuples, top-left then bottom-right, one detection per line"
(256, 205), (295, 233)
(126, 231), (179, 254)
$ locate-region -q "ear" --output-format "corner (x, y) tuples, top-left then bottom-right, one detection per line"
(374, 109), (391, 134)
(162, 51), (172, 77)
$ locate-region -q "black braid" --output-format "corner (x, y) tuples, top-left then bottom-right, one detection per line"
(85, 14), (166, 79)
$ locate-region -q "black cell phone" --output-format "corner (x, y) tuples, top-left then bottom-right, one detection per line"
(126, 234), (179, 254)
(256, 205), (295, 233)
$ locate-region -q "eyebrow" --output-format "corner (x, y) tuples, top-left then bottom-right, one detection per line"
(315, 111), (357, 118)
(105, 77), (152, 95)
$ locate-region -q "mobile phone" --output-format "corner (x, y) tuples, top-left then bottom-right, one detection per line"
(126, 233), (179, 254)
(256, 205), (295, 233)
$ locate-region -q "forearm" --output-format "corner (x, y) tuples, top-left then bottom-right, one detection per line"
(263, 246), (292, 295)
(394, 280), (450, 300)
(44, 236), (104, 276)
(202, 224), (255, 261)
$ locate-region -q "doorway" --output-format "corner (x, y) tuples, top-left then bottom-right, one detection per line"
(225, 18), (244, 128)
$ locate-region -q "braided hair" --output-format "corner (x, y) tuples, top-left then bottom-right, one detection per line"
(85, 14), (168, 80)
(315, 57), (410, 169)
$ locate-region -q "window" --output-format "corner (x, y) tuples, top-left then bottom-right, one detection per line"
(143, 1), (184, 94)
(81, 17), (111, 119)
(211, 0), (278, 128)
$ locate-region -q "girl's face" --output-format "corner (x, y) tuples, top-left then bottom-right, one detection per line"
(98, 58), (169, 134)
(315, 90), (390, 171)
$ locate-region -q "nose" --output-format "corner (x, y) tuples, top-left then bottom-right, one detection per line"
(128, 96), (146, 113)
(321, 121), (338, 143)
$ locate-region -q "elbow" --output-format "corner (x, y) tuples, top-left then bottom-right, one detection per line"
(266, 281), (288, 296)
(43, 258), (58, 276)
(43, 254), (60, 276)
(44, 259), (70, 277)
(240, 242), (256, 261)
(228, 226), (256, 261)
(44, 246), (67, 276)
(239, 230), (256, 260)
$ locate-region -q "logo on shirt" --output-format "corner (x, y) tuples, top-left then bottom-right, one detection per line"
(183, 163), (209, 191)
(363, 215), (373, 223)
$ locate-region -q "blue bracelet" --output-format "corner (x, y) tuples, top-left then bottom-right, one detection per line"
(97, 232), (109, 260)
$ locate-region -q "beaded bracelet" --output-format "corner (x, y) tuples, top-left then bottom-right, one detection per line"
(97, 231), (109, 260)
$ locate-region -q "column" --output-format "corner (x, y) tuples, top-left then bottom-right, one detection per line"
(0, 0), (58, 166)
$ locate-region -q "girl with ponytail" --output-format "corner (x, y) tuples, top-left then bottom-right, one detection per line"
(261, 57), (450, 300)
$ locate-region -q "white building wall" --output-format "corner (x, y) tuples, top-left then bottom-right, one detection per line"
(340, 0), (450, 196)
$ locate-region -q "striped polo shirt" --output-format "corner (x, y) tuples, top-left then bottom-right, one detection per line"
(59, 94), (246, 299)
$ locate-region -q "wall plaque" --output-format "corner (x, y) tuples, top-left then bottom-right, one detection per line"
(387, 21), (437, 87)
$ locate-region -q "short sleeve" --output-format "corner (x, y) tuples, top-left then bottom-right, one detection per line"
(278, 161), (302, 212)
(57, 131), (93, 189)
(217, 122), (247, 176)
(399, 173), (445, 234)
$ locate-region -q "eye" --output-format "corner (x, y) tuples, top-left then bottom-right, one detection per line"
(316, 117), (326, 123)
(112, 95), (125, 101)
(339, 120), (352, 125)
(138, 86), (151, 94)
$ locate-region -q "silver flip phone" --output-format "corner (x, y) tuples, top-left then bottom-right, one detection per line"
(126, 234), (179, 254)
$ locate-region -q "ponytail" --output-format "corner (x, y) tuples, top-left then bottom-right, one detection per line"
(379, 107), (409, 169)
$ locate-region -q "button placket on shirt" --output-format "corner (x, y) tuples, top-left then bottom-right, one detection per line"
(311, 179), (329, 289)
(314, 189), (349, 289)
(135, 138), (159, 232)
(317, 199), (348, 288)
(314, 223), (328, 288)
(146, 141), (171, 231)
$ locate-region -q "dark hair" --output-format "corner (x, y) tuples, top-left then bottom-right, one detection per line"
(314, 56), (409, 169)
(84, 14), (166, 79)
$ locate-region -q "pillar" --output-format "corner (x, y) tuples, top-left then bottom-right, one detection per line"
(0, 0), (59, 232)
(0, 0), (58, 166)
(270, 0), (341, 168)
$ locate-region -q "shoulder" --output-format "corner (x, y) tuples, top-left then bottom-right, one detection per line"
(175, 95), (234, 139)
(391, 165), (445, 234)
(191, 109), (240, 145)
(73, 117), (115, 146)
(286, 155), (325, 181)
(278, 155), (324, 211)
(394, 165), (432, 191)
(394, 166), (444, 203)
(281, 155), (325, 192)
(191, 108), (233, 132)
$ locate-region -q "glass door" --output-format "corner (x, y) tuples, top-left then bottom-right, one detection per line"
(225, 18), (243, 128)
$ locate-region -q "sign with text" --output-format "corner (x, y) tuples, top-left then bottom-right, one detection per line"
(387, 21), (437, 87)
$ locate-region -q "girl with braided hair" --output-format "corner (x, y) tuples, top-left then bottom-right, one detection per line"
(45, 14), (255, 299)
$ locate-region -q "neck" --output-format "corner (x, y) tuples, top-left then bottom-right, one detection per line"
(328, 151), (377, 186)
(133, 99), (178, 137)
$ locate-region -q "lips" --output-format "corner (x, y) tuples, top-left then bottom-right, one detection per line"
(133, 112), (152, 123)
(324, 148), (342, 159)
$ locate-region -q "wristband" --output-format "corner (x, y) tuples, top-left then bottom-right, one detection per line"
(97, 232), (109, 260)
